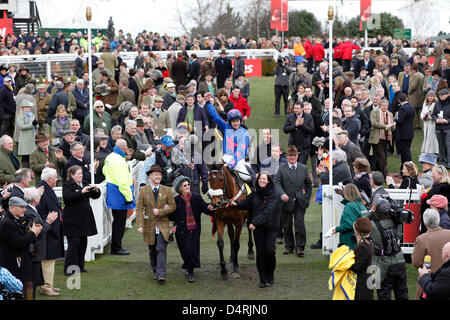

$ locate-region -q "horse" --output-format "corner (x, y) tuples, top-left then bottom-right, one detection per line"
(208, 164), (254, 280)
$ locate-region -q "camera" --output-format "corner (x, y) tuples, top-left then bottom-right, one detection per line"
(381, 195), (414, 225)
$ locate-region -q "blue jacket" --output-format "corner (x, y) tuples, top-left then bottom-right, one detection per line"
(395, 102), (415, 140)
(206, 102), (249, 168)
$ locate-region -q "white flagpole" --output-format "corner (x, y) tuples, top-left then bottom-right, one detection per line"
(86, 7), (95, 185)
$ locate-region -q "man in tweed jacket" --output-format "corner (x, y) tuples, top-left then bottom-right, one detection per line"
(136, 165), (176, 283)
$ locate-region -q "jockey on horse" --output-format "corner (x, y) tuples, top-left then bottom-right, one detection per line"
(206, 103), (256, 191)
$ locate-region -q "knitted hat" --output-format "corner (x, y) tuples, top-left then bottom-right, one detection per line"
(427, 194), (448, 209)
(173, 175), (191, 194)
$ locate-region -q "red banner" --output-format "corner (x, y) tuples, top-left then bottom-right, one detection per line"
(360, 0), (371, 31)
(270, 0), (288, 32)
(0, 17), (13, 39)
(232, 59), (262, 78)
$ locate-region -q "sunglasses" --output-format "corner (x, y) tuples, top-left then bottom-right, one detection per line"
(183, 183), (190, 187)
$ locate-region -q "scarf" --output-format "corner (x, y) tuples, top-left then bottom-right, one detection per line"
(24, 111), (36, 136)
(9, 151), (20, 170)
(181, 192), (196, 231)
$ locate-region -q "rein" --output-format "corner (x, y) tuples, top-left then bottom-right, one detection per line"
(209, 167), (246, 209)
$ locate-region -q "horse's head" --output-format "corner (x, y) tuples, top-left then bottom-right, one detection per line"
(208, 166), (226, 206)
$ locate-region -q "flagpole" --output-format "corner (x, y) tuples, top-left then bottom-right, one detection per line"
(86, 7), (95, 185)
(328, 5), (334, 190)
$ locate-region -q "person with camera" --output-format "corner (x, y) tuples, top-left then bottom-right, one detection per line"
(273, 57), (292, 117)
(0, 196), (42, 300)
(365, 194), (409, 300)
(139, 135), (188, 188)
(62, 165), (101, 276)
(0, 266), (23, 300)
(23, 187), (58, 298)
(1, 168), (33, 213)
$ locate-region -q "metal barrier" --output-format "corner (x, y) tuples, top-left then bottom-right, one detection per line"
(54, 158), (144, 262)
(321, 185), (422, 255)
(0, 46), (433, 82)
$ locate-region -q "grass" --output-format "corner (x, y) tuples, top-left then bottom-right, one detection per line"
(38, 76), (425, 300)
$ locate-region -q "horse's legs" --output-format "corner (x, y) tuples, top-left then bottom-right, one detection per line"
(231, 218), (244, 278)
(216, 220), (228, 280)
(226, 223), (235, 263)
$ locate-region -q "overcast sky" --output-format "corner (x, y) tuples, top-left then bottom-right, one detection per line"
(35, 0), (448, 38)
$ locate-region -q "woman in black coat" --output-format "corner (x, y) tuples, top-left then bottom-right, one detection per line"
(231, 172), (281, 288)
(62, 165), (100, 275)
(350, 217), (374, 300)
(386, 161), (420, 190)
(170, 175), (215, 283)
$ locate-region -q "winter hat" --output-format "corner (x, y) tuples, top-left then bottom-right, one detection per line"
(427, 195), (448, 209)
(173, 175), (191, 194)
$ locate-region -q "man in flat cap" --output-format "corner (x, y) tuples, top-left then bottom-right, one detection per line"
(0, 196), (43, 299)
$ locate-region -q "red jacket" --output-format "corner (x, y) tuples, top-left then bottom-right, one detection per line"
(303, 40), (313, 58)
(312, 43), (325, 62)
(341, 41), (361, 60)
(334, 42), (343, 59)
(229, 93), (251, 118)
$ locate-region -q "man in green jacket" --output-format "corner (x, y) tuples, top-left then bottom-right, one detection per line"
(0, 135), (19, 184)
(29, 133), (67, 186)
(83, 100), (113, 136)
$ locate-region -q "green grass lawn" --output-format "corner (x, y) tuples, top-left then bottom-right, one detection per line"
(39, 76), (425, 300)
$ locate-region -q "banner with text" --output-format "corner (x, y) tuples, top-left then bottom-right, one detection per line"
(232, 59), (262, 77)
(270, 0), (288, 32)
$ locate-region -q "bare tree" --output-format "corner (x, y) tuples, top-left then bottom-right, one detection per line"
(175, 0), (214, 37)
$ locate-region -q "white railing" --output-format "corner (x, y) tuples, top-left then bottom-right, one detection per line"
(54, 158), (144, 262)
(321, 185), (422, 255)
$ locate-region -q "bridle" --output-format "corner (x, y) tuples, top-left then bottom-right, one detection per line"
(208, 167), (247, 209)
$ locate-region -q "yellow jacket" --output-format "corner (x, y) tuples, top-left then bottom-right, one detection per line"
(328, 245), (357, 300)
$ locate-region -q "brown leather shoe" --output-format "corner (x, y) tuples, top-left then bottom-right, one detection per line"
(39, 288), (60, 296)
(283, 248), (293, 254)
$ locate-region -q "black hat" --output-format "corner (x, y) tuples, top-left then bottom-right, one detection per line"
(0, 65), (7, 71)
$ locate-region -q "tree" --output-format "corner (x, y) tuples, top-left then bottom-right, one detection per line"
(285, 10), (322, 38)
(209, 4), (244, 39)
(175, 0), (214, 36)
(344, 12), (404, 38)
(242, 0), (271, 39)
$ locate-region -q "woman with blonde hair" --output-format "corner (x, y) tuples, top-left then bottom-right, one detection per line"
(420, 90), (439, 155)
(386, 161), (419, 189)
(420, 164), (450, 233)
(51, 105), (71, 146)
(332, 183), (368, 249)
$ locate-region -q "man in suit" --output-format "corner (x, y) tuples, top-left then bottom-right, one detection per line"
(214, 49), (233, 90)
(136, 165), (176, 283)
(274, 145), (312, 257)
(355, 50), (376, 78)
(150, 96), (172, 138)
(171, 52), (189, 89)
(408, 63), (425, 130)
(370, 171), (389, 205)
(283, 101), (314, 165)
(369, 99), (395, 177)
(394, 93), (415, 175)
(176, 94), (209, 134)
(188, 53), (201, 83)
(398, 63), (412, 95)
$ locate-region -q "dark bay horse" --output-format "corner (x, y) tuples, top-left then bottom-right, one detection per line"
(208, 164), (254, 279)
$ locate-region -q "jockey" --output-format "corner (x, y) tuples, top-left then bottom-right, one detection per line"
(206, 104), (255, 187)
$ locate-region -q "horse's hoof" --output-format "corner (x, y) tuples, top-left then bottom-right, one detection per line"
(231, 272), (240, 279)
(247, 252), (255, 260)
(221, 272), (228, 280)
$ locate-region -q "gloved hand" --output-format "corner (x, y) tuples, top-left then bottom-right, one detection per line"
(202, 183), (209, 194)
(32, 119), (38, 126)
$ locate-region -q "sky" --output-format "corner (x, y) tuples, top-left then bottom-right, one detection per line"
(34, 0), (449, 38)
